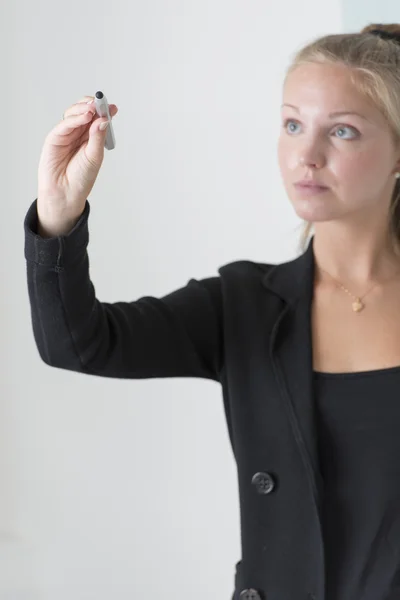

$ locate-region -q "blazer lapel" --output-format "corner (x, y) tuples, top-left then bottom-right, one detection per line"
(261, 235), (325, 514)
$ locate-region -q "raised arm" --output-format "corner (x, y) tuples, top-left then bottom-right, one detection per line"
(24, 199), (223, 382)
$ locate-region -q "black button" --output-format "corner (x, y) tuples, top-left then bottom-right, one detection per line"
(239, 589), (262, 600)
(251, 472), (275, 494)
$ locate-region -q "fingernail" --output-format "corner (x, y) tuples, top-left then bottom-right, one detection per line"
(99, 121), (109, 131)
(87, 99), (94, 104)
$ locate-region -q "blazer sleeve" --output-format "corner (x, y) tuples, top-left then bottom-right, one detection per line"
(23, 199), (223, 382)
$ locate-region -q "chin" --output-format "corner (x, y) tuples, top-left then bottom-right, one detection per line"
(291, 200), (339, 222)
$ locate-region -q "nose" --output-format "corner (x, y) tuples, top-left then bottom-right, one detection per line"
(299, 153), (323, 170)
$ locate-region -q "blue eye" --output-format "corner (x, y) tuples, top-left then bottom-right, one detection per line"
(283, 118), (358, 140)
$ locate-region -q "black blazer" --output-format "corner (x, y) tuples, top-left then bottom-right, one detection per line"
(24, 198), (322, 600)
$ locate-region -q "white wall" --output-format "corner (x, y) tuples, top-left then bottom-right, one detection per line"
(4, 1), (343, 598)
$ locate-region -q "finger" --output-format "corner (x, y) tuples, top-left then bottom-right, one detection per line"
(75, 107), (118, 146)
(78, 96), (95, 104)
(55, 105), (118, 139)
(63, 98), (94, 120)
(54, 110), (98, 137)
(63, 101), (118, 121)
(89, 104), (118, 121)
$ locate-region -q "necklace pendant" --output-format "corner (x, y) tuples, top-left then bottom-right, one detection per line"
(352, 298), (364, 312)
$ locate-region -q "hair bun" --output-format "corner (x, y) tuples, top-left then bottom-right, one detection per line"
(362, 24), (400, 44)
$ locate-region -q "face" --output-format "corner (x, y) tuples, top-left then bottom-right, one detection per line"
(277, 62), (400, 225)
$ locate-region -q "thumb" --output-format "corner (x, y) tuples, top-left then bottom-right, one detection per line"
(85, 119), (109, 164)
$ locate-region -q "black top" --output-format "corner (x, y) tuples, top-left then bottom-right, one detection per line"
(314, 366), (400, 600)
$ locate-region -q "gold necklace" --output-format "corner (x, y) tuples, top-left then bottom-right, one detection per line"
(317, 265), (400, 314)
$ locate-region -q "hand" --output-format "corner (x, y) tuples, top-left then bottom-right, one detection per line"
(37, 95), (118, 235)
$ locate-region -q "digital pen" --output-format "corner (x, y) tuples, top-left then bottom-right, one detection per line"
(93, 90), (116, 150)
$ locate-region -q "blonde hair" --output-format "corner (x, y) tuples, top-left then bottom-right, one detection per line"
(284, 24), (400, 256)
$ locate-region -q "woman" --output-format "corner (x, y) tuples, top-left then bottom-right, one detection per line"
(24, 23), (400, 600)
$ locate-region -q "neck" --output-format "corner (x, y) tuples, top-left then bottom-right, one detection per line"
(312, 224), (400, 288)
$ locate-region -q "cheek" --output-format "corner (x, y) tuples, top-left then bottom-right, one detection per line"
(346, 139), (390, 171)
(337, 152), (383, 190)
(277, 137), (292, 172)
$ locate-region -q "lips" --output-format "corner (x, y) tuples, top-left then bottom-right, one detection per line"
(295, 182), (328, 189)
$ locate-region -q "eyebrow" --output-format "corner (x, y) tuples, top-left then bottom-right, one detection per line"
(281, 103), (370, 121)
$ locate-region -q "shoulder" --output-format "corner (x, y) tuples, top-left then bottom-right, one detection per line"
(196, 253), (303, 304)
(218, 259), (278, 283)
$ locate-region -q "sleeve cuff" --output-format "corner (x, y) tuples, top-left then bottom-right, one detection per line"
(23, 198), (91, 268)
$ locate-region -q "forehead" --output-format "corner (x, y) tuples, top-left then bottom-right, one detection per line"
(283, 63), (371, 111)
